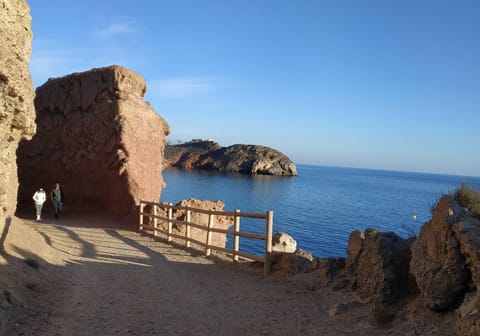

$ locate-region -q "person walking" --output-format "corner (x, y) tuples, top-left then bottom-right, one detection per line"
(32, 188), (46, 220)
(51, 182), (64, 219)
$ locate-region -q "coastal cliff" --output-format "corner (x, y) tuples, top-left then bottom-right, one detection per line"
(16, 65), (169, 221)
(164, 140), (297, 176)
(0, 0), (36, 219)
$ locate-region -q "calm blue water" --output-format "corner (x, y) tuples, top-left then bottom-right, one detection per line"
(160, 165), (480, 258)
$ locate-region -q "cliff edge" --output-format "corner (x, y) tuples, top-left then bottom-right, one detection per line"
(164, 140), (297, 176)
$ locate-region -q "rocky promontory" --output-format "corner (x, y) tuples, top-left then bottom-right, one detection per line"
(16, 65), (170, 222)
(164, 140), (297, 176)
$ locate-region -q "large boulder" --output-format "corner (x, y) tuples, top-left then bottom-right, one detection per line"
(16, 66), (169, 223)
(346, 228), (413, 305)
(410, 195), (470, 311)
(164, 140), (297, 176)
(0, 0), (36, 220)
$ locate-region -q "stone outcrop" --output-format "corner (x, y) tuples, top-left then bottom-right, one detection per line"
(346, 229), (413, 305)
(152, 198), (233, 248)
(410, 195), (470, 311)
(317, 257), (346, 286)
(272, 231), (297, 253)
(164, 140), (297, 176)
(0, 0), (36, 219)
(409, 195), (480, 334)
(16, 66), (169, 222)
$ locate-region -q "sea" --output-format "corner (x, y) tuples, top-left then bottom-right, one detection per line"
(159, 165), (480, 258)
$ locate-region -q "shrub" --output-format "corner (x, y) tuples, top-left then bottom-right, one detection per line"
(454, 184), (480, 218)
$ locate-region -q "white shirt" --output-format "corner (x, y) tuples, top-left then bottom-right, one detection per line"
(33, 191), (46, 205)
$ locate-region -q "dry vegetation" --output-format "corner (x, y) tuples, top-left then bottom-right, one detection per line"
(454, 184), (480, 218)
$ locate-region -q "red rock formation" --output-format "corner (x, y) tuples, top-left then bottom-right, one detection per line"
(0, 0), (36, 219)
(17, 66), (169, 223)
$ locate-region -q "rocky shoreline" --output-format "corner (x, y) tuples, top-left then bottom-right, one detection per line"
(164, 139), (298, 176)
(269, 190), (480, 334)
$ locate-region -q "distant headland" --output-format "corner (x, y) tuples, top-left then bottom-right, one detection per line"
(164, 139), (297, 176)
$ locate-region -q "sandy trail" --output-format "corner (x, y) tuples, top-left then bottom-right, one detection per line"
(7, 216), (434, 336)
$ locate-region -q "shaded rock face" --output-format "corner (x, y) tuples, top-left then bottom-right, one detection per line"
(271, 249), (318, 275)
(0, 0), (35, 219)
(155, 198), (233, 248)
(164, 140), (297, 176)
(346, 228), (413, 305)
(317, 257), (346, 285)
(409, 195), (480, 334)
(16, 66), (169, 222)
(410, 195), (470, 311)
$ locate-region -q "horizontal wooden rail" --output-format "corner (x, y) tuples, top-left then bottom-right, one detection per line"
(139, 200), (273, 275)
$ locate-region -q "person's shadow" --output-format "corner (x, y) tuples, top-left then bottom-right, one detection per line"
(0, 216), (12, 255)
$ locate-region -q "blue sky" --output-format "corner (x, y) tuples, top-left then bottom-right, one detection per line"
(27, 1), (480, 177)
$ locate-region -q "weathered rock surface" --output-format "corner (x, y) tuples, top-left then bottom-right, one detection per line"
(0, 0), (35, 219)
(346, 228), (413, 305)
(317, 257), (346, 286)
(16, 66), (169, 222)
(152, 198), (233, 248)
(450, 201), (480, 334)
(410, 195), (470, 311)
(164, 140), (297, 176)
(272, 231), (297, 253)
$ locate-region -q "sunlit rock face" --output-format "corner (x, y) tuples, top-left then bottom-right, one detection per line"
(165, 140), (297, 176)
(0, 0), (36, 219)
(17, 65), (169, 223)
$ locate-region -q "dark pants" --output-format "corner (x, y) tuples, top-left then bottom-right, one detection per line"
(53, 200), (62, 217)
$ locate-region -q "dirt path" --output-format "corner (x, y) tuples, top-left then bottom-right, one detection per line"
(7, 216), (440, 336)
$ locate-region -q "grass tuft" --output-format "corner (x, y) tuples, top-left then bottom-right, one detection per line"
(454, 184), (480, 218)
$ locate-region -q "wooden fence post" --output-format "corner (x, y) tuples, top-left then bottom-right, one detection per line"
(233, 209), (240, 262)
(185, 209), (191, 248)
(139, 200), (144, 231)
(153, 203), (158, 237)
(206, 211), (214, 256)
(168, 203), (173, 242)
(264, 210), (274, 276)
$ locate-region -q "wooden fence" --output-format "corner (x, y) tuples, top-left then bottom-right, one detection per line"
(138, 200), (274, 275)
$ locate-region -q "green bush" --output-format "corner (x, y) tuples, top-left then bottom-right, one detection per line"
(454, 184), (480, 218)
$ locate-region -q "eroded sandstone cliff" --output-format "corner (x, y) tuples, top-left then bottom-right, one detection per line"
(0, 0), (36, 219)
(16, 65), (169, 222)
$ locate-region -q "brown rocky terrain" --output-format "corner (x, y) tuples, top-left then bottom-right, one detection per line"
(164, 140), (297, 176)
(0, 0), (36, 219)
(0, 215), (453, 336)
(16, 66), (169, 223)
